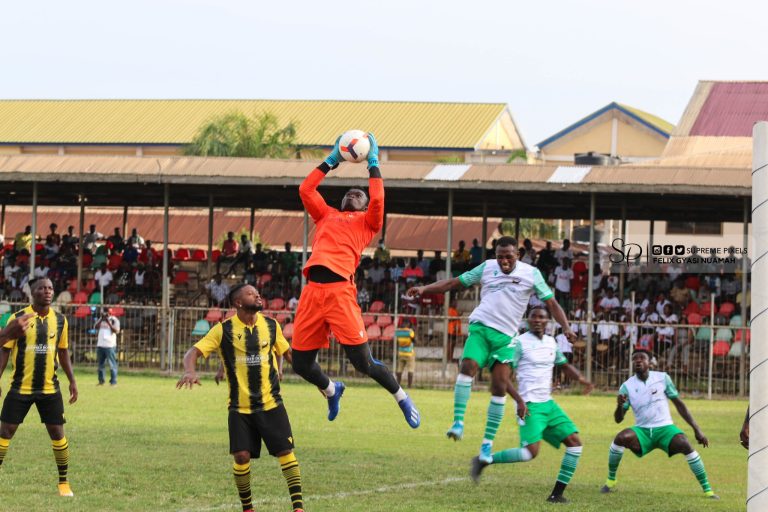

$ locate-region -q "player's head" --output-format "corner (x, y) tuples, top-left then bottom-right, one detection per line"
(30, 278), (54, 307)
(527, 306), (549, 335)
(341, 188), (368, 212)
(632, 350), (651, 374)
(495, 236), (518, 274)
(229, 284), (263, 313)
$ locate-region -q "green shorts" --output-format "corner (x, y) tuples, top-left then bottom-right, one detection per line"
(519, 400), (578, 449)
(630, 424), (685, 457)
(461, 323), (516, 369)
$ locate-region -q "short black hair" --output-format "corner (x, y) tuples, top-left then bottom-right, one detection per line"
(497, 236), (518, 248)
(228, 283), (248, 305)
(632, 349), (651, 359)
(528, 306), (549, 318)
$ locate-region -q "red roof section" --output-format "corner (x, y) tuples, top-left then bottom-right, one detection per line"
(690, 82), (768, 137)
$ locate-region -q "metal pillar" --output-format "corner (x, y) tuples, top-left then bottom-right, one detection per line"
(619, 203), (627, 303)
(708, 293), (715, 400)
(481, 201), (488, 251)
(649, 219), (655, 254)
(122, 206), (128, 241)
(76, 196), (85, 293)
(514, 217), (520, 241)
(740, 197), (749, 396)
(0, 202), (5, 237)
(249, 207), (255, 241)
(29, 182), (38, 278)
(207, 195), (214, 280)
(301, 210), (309, 290)
(161, 184), (170, 371)
(442, 190), (453, 378)
(586, 193), (596, 381)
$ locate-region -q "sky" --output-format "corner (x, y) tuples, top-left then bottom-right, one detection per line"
(2, 0), (766, 146)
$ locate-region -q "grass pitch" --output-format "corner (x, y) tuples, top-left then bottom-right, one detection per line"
(0, 371), (747, 511)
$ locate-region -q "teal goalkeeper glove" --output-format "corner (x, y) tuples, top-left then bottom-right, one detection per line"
(323, 136), (342, 169)
(367, 132), (379, 169)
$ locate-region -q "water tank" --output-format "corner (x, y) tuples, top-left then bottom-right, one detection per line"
(574, 152), (620, 166)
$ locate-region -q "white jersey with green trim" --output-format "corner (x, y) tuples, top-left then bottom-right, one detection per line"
(512, 331), (567, 403)
(458, 260), (553, 337)
(619, 371), (679, 428)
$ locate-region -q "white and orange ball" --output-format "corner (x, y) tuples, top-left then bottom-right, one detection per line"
(339, 130), (370, 163)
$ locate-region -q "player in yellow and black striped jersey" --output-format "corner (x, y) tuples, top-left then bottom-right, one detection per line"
(177, 283), (304, 512)
(0, 278), (78, 498)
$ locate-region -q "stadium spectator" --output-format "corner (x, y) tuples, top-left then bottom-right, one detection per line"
(44, 235), (59, 260)
(252, 243), (269, 273)
(61, 225), (78, 247)
(82, 224), (103, 254)
(279, 242), (297, 277)
(95, 308), (120, 386)
(126, 228), (145, 249)
(555, 239), (573, 265)
(368, 258), (385, 287)
(227, 234), (254, 275)
(554, 258), (574, 313)
(288, 293), (299, 311)
(396, 320), (416, 388)
(373, 238), (390, 264)
(33, 260), (49, 279)
(216, 232), (239, 274)
(357, 282), (370, 310)
(390, 258), (405, 282)
(469, 239), (484, 268)
(428, 251), (444, 280)
(94, 263), (114, 291)
(416, 249), (430, 276)
(122, 243), (139, 265)
(14, 225), (32, 253)
(599, 288), (621, 314)
(47, 223), (61, 247)
(139, 240), (159, 267)
(107, 228), (125, 253)
(537, 241), (557, 280)
(522, 238), (536, 265)
(402, 258), (424, 284)
(452, 240), (470, 272)
(206, 273), (230, 307)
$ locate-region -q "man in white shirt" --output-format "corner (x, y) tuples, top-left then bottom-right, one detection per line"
(554, 239), (573, 265)
(553, 258), (574, 314)
(601, 350), (717, 499)
(206, 274), (230, 307)
(599, 288), (621, 314)
(471, 307), (592, 504)
(94, 264), (114, 291)
(95, 309), (120, 386)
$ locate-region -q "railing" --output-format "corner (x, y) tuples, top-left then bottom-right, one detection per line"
(3, 302), (749, 397)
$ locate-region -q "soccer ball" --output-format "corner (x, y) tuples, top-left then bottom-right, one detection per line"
(339, 130), (370, 163)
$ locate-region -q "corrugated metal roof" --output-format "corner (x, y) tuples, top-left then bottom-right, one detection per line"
(650, 136), (752, 168)
(0, 154), (750, 194)
(0, 99), (510, 150)
(617, 104), (675, 134)
(689, 82), (768, 137)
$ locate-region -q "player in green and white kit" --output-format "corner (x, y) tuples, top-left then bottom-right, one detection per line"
(601, 350), (718, 499)
(406, 236), (576, 465)
(470, 307), (593, 503)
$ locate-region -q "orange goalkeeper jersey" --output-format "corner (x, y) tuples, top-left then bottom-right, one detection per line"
(299, 168), (384, 280)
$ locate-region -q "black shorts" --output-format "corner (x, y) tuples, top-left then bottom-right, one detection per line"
(228, 403), (293, 459)
(0, 391), (66, 425)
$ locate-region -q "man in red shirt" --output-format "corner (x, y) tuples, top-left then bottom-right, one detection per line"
(291, 134), (420, 429)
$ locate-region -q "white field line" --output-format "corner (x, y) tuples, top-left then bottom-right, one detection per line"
(180, 475), (467, 512)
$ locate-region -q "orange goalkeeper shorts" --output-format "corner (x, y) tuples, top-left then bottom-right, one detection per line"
(291, 280), (368, 350)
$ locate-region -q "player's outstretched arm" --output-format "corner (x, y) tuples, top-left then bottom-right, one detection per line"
(671, 397), (708, 447)
(543, 297), (577, 342)
(505, 377), (528, 420)
(741, 408), (749, 450)
(57, 348), (78, 404)
(0, 348), (10, 398)
(177, 347), (204, 389)
(562, 363), (594, 394)
(364, 133), (384, 232)
(614, 394), (628, 423)
(406, 277), (463, 299)
(299, 137), (342, 222)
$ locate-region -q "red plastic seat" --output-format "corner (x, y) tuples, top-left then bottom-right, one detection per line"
(67, 279), (78, 294)
(683, 301), (700, 316)
(275, 312), (292, 325)
(211, 249), (221, 263)
(173, 248), (190, 262)
(205, 308), (223, 323)
(172, 271), (189, 285)
(366, 324), (382, 341)
(190, 249), (207, 262)
(686, 313), (702, 326)
(369, 300), (385, 313)
(81, 253), (93, 268)
(74, 306), (91, 318)
(107, 254), (122, 271)
(735, 328), (752, 344)
(712, 340), (730, 357)
(72, 291), (88, 304)
(35, 243), (44, 252)
(109, 307), (125, 317)
(85, 280), (97, 293)
(282, 323), (294, 340)
(699, 302), (713, 317)
(223, 309), (237, 320)
(269, 297), (285, 310)
(376, 315), (392, 327)
(382, 324), (396, 340)
(362, 314), (375, 327)
(258, 273), (272, 287)
(718, 302), (735, 318)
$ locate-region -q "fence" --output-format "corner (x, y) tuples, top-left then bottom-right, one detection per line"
(7, 299), (748, 398)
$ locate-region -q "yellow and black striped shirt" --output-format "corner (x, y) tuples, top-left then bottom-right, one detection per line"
(194, 313), (289, 414)
(3, 305), (68, 395)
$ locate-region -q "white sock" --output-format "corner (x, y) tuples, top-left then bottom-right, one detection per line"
(610, 442), (625, 454)
(456, 373), (474, 384)
(393, 388), (407, 402)
(322, 380), (335, 398)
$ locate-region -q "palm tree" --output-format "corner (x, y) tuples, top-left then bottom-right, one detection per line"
(184, 111), (298, 158)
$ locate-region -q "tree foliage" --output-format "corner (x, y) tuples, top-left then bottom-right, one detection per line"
(184, 112), (298, 158)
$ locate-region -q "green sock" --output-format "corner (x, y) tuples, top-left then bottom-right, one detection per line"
(556, 446), (582, 485)
(483, 396), (506, 443)
(453, 374), (473, 424)
(686, 451), (712, 493)
(492, 447), (532, 464)
(607, 442), (624, 483)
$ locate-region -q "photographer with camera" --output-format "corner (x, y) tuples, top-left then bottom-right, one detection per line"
(95, 309), (120, 386)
